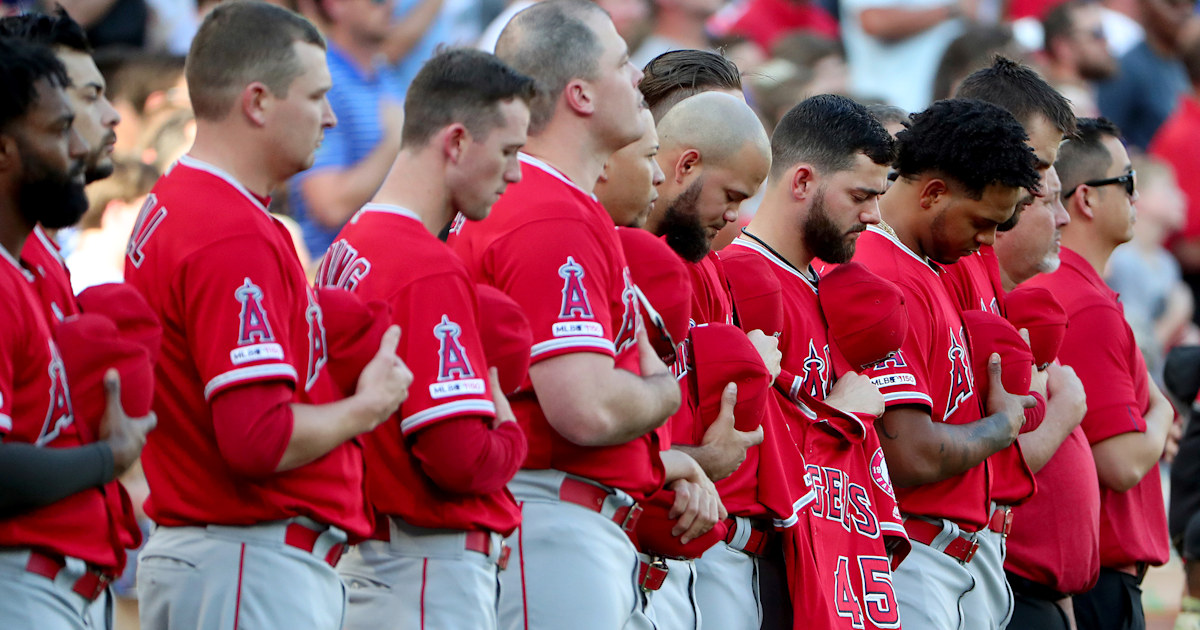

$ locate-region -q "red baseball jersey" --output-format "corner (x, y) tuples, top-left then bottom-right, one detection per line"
(124, 156), (369, 536)
(0, 247), (118, 569)
(725, 237), (907, 629)
(1005, 425), (1101, 593)
(448, 154), (663, 499)
(853, 226), (991, 531)
(316, 204), (521, 535)
(942, 245), (1037, 507)
(20, 225), (79, 323)
(1026, 248), (1170, 568)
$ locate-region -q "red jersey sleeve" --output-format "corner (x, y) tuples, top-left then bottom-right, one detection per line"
(484, 219), (619, 363)
(180, 235), (301, 400)
(861, 285), (936, 411)
(391, 273), (496, 436)
(0, 297), (19, 437)
(1058, 303), (1147, 443)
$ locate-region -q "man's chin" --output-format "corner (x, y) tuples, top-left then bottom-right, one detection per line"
(85, 161), (115, 184)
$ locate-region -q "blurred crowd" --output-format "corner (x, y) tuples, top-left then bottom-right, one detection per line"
(7, 0), (1200, 389)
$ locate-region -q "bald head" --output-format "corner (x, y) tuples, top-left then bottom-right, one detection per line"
(656, 91), (770, 169)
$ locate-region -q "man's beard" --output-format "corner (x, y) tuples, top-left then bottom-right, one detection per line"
(18, 149), (88, 230)
(803, 189), (859, 264)
(659, 178), (709, 263)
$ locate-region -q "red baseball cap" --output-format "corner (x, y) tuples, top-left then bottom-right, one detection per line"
(724, 252), (783, 336)
(963, 310), (1033, 400)
(55, 313), (155, 440)
(617, 227), (692, 349)
(634, 489), (728, 558)
(475, 284), (533, 395)
(689, 323), (772, 433)
(1004, 286), (1068, 369)
(76, 283), (163, 363)
(316, 287), (392, 398)
(818, 262), (907, 375)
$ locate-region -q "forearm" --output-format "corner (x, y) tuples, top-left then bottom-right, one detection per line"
(1017, 399), (1080, 473)
(0, 442), (113, 514)
(661, 449), (704, 485)
(278, 396), (380, 471)
(412, 418), (528, 494)
(303, 142), (400, 229)
(858, 5), (956, 41)
(879, 410), (1015, 487)
(381, 0), (445, 64)
(674, 444), (721, 480)
(591, 368), (680, 445)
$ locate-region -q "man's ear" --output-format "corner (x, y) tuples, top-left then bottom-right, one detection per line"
(790, 164), (816, 200)
(442, 123), (469, 165)
(674, 149), (701, 183)
(918, 177), (949, 210)
(562, 78), (595, 117)
(241, 82), (272, 127)
(0, 134), (18, 175)
(1072, 186), (1096, 221)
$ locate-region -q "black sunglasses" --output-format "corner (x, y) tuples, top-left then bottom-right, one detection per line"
(633, 285), (678, 365)
(1064, 170), (1136, 199)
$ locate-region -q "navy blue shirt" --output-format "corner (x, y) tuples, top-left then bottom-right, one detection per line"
(288, 43), (405, 257)
(1097, 41), (1189, 150)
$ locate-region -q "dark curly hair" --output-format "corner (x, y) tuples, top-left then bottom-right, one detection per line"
(894, 98), (1040, 199)
(0, 8), (92, 54)
(0, 37), (69, 133)
(770, 94), (895, 179)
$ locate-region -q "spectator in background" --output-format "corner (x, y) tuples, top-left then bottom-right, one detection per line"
(68, 159), (158, 291)
(93, 49), (186, 156)
(1107, 156), (1198, 380)
(1097, 0), (1197, 149)
(841, 0), (972, 111)
(769, 33), (848, 94)
(632, 0), (721, 68)
(56, 0), (149, 48)
(711, 0), (838, 53)
(289, 0), (405, 257)
(931, 24), (1020, 100)
(1042, 0), (1117, 117)
(1150, 35), (1200, 325)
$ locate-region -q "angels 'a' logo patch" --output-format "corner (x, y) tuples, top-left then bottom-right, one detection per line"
(870, 447), (895, 499)
(945, 326), (974, 419)
(798, 339), (832, 398)
(558, 257), (593, 319)
(304, 288), (328, 392)
(235, 278), (275, 345)
(434, 315), (475, 381)
(612, 268), (638, 354)
(36, 343), (74, 446)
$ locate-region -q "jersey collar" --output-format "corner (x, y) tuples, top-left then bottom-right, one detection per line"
(0, 239), (34, 282)
(865, 224), (940, 275)
(729, 236), (819, 293)
(518, 152), (598, 201)
(359, 203), (421, 223)
(176, 155), (272, 217)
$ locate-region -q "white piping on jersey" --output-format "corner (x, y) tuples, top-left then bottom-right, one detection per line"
(881, 521), (910, 540)
(176, 155), (271, 217)
(0, 239), (34, 282)
(0, 413), (11, 432)
(530, 336), (616, 359)
(33, 226), (65, 265)
(518, 153), (599, 201)
(358, 203), (421, 223)
(864, 225), (938, 275)
(881, 390), (933, 406)
(401, 399), (497, 434)
(728, 238), (818, 292)
(204, 363), (299, 400)
(773, 487), (818, 529)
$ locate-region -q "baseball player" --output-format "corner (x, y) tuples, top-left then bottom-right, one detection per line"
(595, 108), (664, 229)
(1026, 118), (1173, 630)
(124, 5), (412, 629)
(0, 9), (121, 326)
(0, 38), (152, 629)
(851, 98), (1039, 630)
(314, 49), (536, 630)
(927, 57), (1086, 629)
(639, 49), (746, 122)
(724, 95), (910, 630)
(447, 3), (707, 628)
